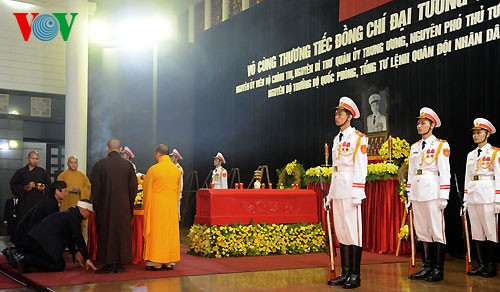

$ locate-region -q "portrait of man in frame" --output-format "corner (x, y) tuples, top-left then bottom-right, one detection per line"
(364, 89), (388, 134)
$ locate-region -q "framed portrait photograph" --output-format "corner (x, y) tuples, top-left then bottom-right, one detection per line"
(363, 88), (389, 134)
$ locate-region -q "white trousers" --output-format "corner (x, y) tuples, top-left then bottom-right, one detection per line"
(332, 199), (362, 246)
(468, 203), (498, 243)
(412, 200), (446, 244)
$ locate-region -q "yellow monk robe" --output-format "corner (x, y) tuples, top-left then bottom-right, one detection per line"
(57, 169), (91, 211)
(143, 155), (181, 264)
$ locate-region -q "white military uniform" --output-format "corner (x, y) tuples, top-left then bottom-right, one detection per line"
(212, 166), (228, 189)
(327, 126), (368, 246)
(464, 143), (500, 242)
(407, 135), (451, 243)
(366, 113), (387, 133)
(176, 163), (184, 221)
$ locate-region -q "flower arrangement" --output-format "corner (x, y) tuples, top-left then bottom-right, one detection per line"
(366, 136), (410, 182)
(378, 137), (410, 167)
(188, 222), (326, 258)
(366, 162), (399, 181)
(397, 224), (409, 241)
(396, 159), (409, 202)
(276, 160), (305, 189)
(303, 166), (332, 184)
(134, 188), (143, 209)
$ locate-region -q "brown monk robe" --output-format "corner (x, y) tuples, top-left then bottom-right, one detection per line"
(91, 138), (137, 274)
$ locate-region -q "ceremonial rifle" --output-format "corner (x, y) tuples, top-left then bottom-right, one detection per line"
(406, 190), (417, 275)
(320, 175), (336, 280)
(455, 173), (473, 273)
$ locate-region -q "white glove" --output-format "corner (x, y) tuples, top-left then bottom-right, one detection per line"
(324, 197), (332, 211)
(352, 198), (362, 206)
(495, 204), (500, 214)
(462, 202), (468, 212)
(439, 199), (448, 210)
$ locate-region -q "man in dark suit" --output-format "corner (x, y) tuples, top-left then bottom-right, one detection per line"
(10, 200), (97, 273)
(10, 181), (68, 247)
(3, 196), (17, 236)
(91, 138), (137, 274)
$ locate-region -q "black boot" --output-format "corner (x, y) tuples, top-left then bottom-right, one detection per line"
(426, 242), (445, 282)
(409, 241), (433, 279)
(481, 241), (497, 277)
(344, 245), (362, 289)
(328, 244), (351, 286)
(468, 240), (485, 276)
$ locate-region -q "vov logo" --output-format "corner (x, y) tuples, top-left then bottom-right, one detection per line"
(13, 13), (78, 42)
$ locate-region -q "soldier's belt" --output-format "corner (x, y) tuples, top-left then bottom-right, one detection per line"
(416, 169), (438, 175)
(472, 175), (495, 181)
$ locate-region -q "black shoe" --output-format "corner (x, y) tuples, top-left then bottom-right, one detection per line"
(409, 267), (431, 279)
(2, 248), (18, 268)
(481, 263), (497, 278)
(467, 265), (484, 276)
(114, 264), (125, 274)
(13, 252), (28, 273)
(95, 264), (115, 274)
(425, 269), (444, 282)
(161, 264), (174, 270)
(1, 247), (9, 258)
(145, 265), (162, 271)
(343, 273), (361, 289)
(327, 273), (349, 286)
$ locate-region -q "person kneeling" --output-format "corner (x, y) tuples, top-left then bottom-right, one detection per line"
(12, 200), (97, 273)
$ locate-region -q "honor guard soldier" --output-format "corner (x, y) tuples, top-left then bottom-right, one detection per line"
(169, 149), (184, 221)
(121, 146), (137, 172)
(464, 118), (499, 277)
(407, 107), (451, 282)
(211, 152), (228, 189)
(324, 96), (368, 289)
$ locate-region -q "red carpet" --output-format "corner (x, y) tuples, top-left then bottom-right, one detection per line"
(0, 272), (23, 289)
(0, 245), (407, 289)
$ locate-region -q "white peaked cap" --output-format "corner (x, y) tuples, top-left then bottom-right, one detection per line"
(122, 146), (135, 158)
(170, 149), (183, 160)
(417, 107), (441, 128)
(336, 96), (360, 119)
(473, 118), (496, 134)
(214, 152), (226, 164)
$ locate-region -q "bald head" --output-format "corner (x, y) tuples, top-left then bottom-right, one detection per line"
(107, 138), (121, 152)
(106, 138), (122, 154)
(67, 155), (79, 170)
(154, 144), (169, 162)
(156, 144), (169, 155)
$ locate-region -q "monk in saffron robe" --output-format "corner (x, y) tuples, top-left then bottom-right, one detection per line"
(143, 144), (181, 270)
(57, 156), (91, 211)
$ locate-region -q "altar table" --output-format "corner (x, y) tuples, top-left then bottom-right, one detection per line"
(87, 209), (144, 264)
(195, 189), (318, 225)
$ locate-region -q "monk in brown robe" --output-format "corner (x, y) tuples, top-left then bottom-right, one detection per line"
(91, 138), (137, 274)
